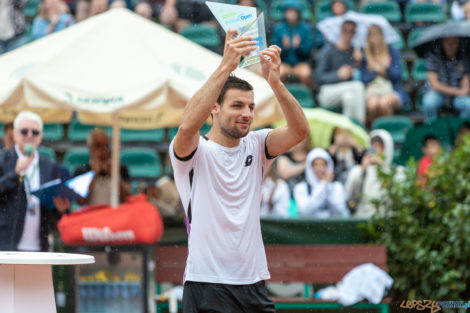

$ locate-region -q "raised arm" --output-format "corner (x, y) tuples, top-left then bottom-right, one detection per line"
(259, 46), (310, 158)
(173, 30), (256, 157)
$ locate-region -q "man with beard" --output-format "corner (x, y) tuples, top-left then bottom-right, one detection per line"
(169, 30), (309, 313)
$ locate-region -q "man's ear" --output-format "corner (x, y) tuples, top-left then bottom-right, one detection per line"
(211, 102), (220, 116)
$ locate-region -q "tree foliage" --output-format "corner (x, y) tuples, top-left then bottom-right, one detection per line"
(365, 136), (470, 299)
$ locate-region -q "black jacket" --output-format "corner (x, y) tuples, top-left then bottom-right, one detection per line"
(0, 148), (65, 251)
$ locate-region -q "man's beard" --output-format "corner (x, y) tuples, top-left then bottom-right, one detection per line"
(220, 123), (250, 139)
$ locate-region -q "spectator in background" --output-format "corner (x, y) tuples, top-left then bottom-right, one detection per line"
(451, 0), (470, 20)
(328, 127), (364, 186)
(159, 0), (216, 33)
(271, 0), (313, 88)
(2, 123), (15, 150)
(455, 120), (470, 146)
(75, 0), (109, 22)
(0, 0), (27, 54)
(73, 128), (131, 205)
(331, 0), (348, 17)
(0, 111), (70, 251)
(316, 20), (365, 125)
(277, 136), (310, 196)
(134, 0), (155, 19)
(416, 134), (440, 187)
(293, 148), (349, 218)
(422, 36), (470, 122)
(360, 24), (410, 127)
(260, 164), (291, 218)
(345, 129), (395, 218)
(32, 0), (75, 40)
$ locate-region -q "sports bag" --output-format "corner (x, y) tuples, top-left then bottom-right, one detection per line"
(58, 194), (164, 245)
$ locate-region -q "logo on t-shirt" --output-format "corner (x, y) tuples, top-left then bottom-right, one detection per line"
(245, 155), (253, 167)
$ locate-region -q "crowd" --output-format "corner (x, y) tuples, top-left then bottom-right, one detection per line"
(1, 0), (470, 250)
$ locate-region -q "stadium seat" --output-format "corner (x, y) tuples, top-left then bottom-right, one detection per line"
(37, 146), (57, 161)
(120, 128), (165, 142)
(407, 27), (427, 50)
(270, 0), (312, 21)
(0, 122), (4, 138)
(63, 147), (90, 174)
(168, 124), (211, 142)
(120, 147), (162, 179)
(42, 123), (64, 141)
(398, 118), (453, 165)
(390, 27), (405, 51)
(361, 1), (402, 22)
(67, 117), (111, 141)
(412, 58), (427, 81)
(405, 2), (446, 23)
(181, 24), (221, 48)
(286, 83), (314, 108)
(23, 0), (40, 18)
(372, 116), (413, 145)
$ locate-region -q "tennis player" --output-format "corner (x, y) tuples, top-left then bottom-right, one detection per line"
(169, 29), (310, 313)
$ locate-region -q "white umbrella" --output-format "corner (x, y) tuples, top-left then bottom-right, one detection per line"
(0, 8), (282, 206)
(317, 11), (400, 48)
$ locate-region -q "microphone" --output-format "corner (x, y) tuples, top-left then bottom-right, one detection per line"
(24, 143), (34, 157)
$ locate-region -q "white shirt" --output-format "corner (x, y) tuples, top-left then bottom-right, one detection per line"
(15, 145), (42, 251)
(169, 129), (274, 285)
(260, 177), (291, 218)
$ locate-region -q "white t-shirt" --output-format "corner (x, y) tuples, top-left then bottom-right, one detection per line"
(15, 146), (42, 252)
(169, 129), (274, 285)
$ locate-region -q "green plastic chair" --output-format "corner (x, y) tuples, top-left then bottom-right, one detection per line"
(67, 117), (111, 141)
(406, 27), (427, 50)
(168, 124), (211, 142)
(270, 0), (312, 21)
(372, 116), (414, 145)
(412, 58), (427, 81)
(286, 84), (314, 108)
(120, 147), (162, 179)
(405, 2), (446, 23)
(42, 123), (64, 141)
(63, 147), (90, 174)
(37, 146), (57, 161)
(0, 122), (4, 138)
(120, 128), (165, 142)
(23, 0), (40, 18)
(390, 27), (405, 51)
(181, 24), (221, 48)
(361, 1), (402, 22)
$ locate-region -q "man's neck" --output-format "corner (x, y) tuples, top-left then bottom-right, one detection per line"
(336, 39), (352, 51)
(206, 128), (241, 148)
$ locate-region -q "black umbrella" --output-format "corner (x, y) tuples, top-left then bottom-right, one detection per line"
(413, 21), (470, 58)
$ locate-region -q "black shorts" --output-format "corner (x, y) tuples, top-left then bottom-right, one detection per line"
(182, 280), (276, 313)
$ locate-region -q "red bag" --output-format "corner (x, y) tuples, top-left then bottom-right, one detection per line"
(58, 194), (164, 245)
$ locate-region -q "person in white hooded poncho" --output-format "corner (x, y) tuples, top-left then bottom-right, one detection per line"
(345, 129), (396, 218)
(293, 148), (350, 218)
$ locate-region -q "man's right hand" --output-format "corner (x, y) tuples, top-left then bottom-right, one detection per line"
(338, 65), (353, 80)
(221, 29), (257, 72)
(15, 154), (34, 175)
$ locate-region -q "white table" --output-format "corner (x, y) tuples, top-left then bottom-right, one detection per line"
(0, 251), (95, 313)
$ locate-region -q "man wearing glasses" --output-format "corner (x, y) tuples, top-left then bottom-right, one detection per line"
(0, 111), (70, 251)
(73, 128), (131, 205)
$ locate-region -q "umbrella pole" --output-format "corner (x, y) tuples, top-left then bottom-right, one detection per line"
(110, 112), (120, 207)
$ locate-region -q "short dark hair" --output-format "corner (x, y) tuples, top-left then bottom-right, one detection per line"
(341, 20), (356, 30)
(216, 75), (253, 105)
(422, 134), (439, 147)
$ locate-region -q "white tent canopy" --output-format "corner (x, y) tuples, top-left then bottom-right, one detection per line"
(0, 8), (281, 128)
(0, 8), (282, 206)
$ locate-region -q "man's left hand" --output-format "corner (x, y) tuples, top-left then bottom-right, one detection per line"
(53, 196), (71, 213)
(260, 45), (282, 86)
